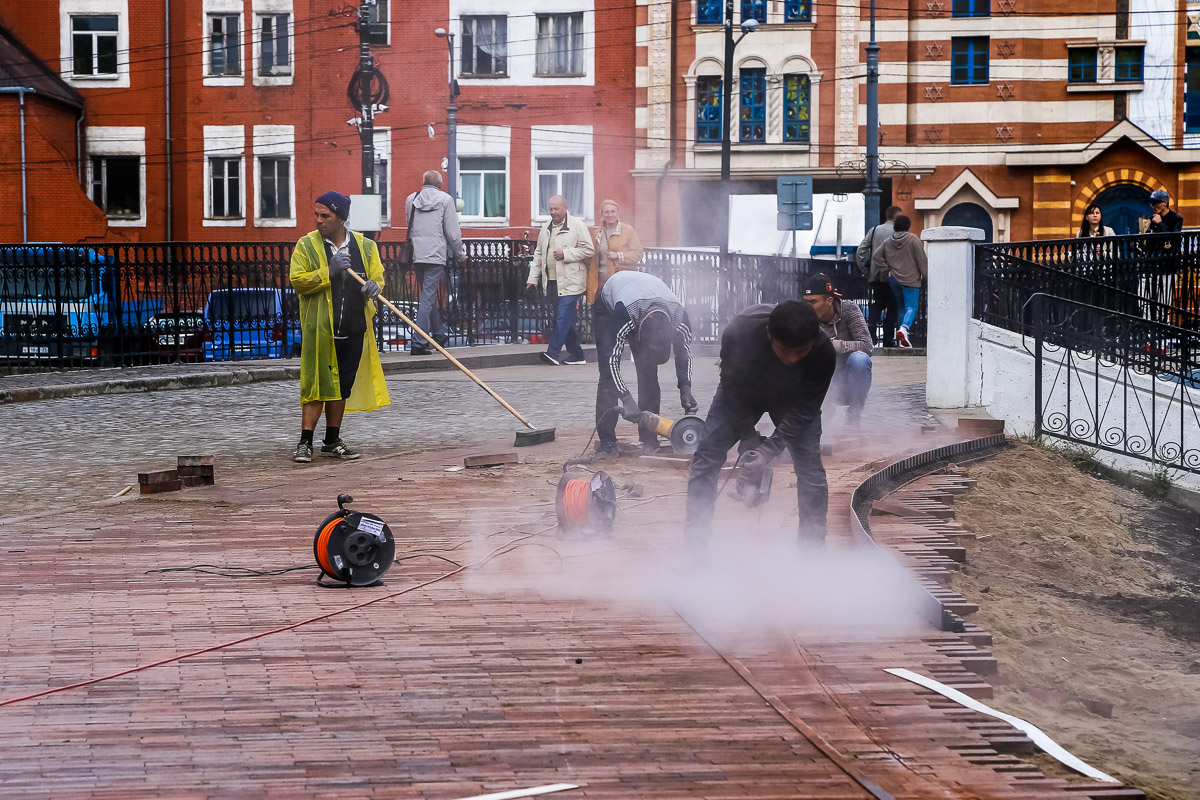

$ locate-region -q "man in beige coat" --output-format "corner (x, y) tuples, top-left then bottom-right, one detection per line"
(526, 195), (596, 365)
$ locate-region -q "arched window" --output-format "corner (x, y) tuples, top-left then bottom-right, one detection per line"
(942, 202), (994, 242)
(783, 74), (810, 142)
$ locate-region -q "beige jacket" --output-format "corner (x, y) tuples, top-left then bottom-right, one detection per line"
(587, 222), (644, 302)
(526, 215), (596, 296)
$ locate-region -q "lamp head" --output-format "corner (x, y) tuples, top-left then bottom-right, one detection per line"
(434, 27), (447, 38)
(740, 18), (759, 34)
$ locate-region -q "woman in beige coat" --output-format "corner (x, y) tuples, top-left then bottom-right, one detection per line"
(587, 199), (644, 303)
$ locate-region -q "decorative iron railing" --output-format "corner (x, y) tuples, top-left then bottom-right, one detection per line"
(975, 232), (1200, 333)
(0, 241), (881, 373)
(1026, 293), (1200, 475)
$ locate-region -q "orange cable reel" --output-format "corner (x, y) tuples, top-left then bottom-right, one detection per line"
(313, 494), (396, 587)
(555, 471), (618, 538)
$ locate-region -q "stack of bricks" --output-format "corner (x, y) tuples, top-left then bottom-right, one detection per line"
(177, 456), (215, 487)
(137, 456), (215, 494)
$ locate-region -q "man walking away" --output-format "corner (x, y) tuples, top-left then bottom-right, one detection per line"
(526, 195), (595, 365)
(855, 205), (901, 347)
(684, 301), (835, 552)
(872, 214), (927, 348)
(289, 191), (390, 462)
(594, 270), (695, 456)
(801, 274), (872, 428)
(406, 170), (465, 356)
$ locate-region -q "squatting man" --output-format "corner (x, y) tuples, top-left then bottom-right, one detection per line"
(289, 191), (391, 463)
(684, 300), (835, 550)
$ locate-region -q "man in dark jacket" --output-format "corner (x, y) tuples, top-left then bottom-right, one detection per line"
(684, 301), (835, 550)
(855, 205), (901, 347)
(405, 170), (465, 355)
(1144, 189), (1185, 321)
(595, 270), (695, 455)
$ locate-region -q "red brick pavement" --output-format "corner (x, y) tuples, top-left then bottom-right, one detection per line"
(0, 429), (1133, 799)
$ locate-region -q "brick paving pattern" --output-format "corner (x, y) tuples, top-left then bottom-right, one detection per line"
(0, 357), (1128, 798)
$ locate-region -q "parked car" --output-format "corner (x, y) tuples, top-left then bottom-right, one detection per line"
(146, 312), (208, 363)
(204, 288), (300, 361)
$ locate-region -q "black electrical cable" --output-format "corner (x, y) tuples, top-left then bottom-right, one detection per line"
(579, 406), (623, 458)
(146, 552), (465, 579)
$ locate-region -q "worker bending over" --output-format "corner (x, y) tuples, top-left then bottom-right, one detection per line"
(594, 270), (695, 455)
(684, 301), (835, 550)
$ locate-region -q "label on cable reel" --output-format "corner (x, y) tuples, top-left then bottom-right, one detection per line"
(357, 517), (385, 537)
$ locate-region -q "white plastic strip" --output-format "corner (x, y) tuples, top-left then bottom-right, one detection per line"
(884, 668), (1118, 783)
(451, 784), (580, 800)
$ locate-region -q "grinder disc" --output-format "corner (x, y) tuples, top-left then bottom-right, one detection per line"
(669, 415), (705, 455)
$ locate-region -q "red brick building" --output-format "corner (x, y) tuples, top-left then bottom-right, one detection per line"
(634, 1), (1200, 245)
(0, 1), (638, 243)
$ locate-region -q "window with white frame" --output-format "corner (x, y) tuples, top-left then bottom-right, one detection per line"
(535, 156), (585, 217)
(368, 0), (387, 23)
(71, 16), (119, 76)
(461, 15), (507, 76)
(90, 156), (140, 219)
(209, 14), (241, 75)
(535, 13), (584, 76)
(459, 157), (507, 220)
(258, 14), (290, 75)
(259, 157), (291, 219)
(209, 158), (241, 218)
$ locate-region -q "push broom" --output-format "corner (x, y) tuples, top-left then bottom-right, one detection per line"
(347, 270), (556, 446)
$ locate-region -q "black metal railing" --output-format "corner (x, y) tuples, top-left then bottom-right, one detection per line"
(976, 232), (1200, 333)
(0, 241), (887, 373)
(1027, 293), (1200, 474)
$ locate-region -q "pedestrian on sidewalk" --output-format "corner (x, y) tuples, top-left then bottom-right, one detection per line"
(872, 214), (927, 348)
(587, 199), (644, 303)
(1141, 189), (1185, 323)
(801, 274), (872, 428)
(855, 205), (901, 347)
(526, 195), (595, 366)
(593, 270), (695, 456)
(684, 301), (835, 551)
(288, 191), (390, 463)
(405, 170), (466, 356)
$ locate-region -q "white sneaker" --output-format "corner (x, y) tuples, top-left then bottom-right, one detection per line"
(896, 326), (911, 348)
(563, 357), (586, 365)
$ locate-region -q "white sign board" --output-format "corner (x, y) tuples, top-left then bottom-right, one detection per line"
(348, 194), (383, 232)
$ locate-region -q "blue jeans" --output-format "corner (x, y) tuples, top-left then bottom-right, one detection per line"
(547, 291), (584, 361)
(889, 275), (920, 331)
(412, 262), (443, 348)
(828, 351), (872, 419)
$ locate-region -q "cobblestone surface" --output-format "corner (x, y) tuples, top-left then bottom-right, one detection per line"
(4, 357), (932, 513)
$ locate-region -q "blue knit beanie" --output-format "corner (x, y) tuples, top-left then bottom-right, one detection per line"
(316, 190), (351, 220)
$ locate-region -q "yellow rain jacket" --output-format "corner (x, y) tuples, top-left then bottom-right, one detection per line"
(289, 230), (391, 412)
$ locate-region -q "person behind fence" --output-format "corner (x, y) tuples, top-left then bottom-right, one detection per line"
(527, 194), (595, 366)
(855, 205), (901, 348)
(872, 214), (927, 349)
(289, 191), (390, 463)
(1077, 203), (1115, 239)
(595, 270), (695, 456)
(406, 170), (466, 356)
(684, 301), (835, 552)
(588, 199), (644, 303)
(801, 274), (872, 428)
(1141, 189), (1184, 322)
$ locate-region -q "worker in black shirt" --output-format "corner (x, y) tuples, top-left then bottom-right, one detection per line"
(1145, 189), (1185, 322)
(684, 301), (836, 550)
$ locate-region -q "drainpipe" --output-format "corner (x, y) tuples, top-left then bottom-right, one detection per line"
(164, 0), (173, 241)
(0, 87), (35, 243)
(76, 108), (85, 184)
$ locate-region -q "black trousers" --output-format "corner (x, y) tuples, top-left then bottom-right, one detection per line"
(594, 304), (676, 445)
(333, 335), (364, 400)
(867, 280), (897, 347)
(684, 384), (827, 545)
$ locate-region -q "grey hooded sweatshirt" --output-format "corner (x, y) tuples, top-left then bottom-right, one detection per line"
(871, 230), (927, 289)
(405, 185), (466, 264)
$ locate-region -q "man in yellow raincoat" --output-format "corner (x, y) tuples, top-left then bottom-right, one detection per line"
(289, 191), (390, 462)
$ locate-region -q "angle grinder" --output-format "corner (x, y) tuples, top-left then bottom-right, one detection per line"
(635, 411), (705, 455)
(313, 494), (396, 587)
(732, 436), (774, 509)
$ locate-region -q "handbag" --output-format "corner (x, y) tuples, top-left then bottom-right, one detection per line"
(398, 199), (417, 267)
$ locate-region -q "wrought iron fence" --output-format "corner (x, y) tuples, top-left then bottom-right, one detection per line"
(1026, 293), (1200, 474)
(0, 240), (885, 373)
(976, 232), (1200, 333)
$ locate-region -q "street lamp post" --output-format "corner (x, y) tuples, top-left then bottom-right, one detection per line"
(718, 2), (757, 264)
(864, 0), (880, 234)
(434, 28), (459, 199)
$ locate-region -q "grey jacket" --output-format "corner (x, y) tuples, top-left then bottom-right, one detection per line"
(405, 186), (465, 264)
(872, 231), (928, 289)
(821, 300), (873, 360)
(856, 221), (894, 282)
